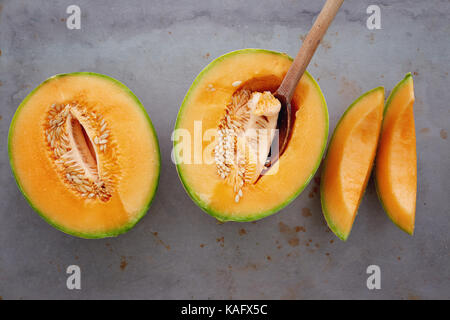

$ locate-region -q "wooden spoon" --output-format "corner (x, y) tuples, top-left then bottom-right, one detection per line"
(270, 0), (344, 166)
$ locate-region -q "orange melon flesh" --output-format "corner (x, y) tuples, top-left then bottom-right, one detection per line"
(175, 49), (328, 221)
(375, 74), (416, 234)
(321, 87), (384, 240)
(9, 73), (160, 238)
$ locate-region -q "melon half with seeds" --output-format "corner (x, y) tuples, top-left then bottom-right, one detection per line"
(174, 49), (329, 221)
(8, 73), (160, 238)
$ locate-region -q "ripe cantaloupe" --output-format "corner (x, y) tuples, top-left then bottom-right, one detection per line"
(321, 87), (385, 240)
(174, 49), (329, 221)
(375, 74), (417, 235)
(8, 73), (160, 238)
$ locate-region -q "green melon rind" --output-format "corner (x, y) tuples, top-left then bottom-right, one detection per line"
(174, 49), (329, 222)
(8, 72), (161, 239)
(320, 86), (385, 241)
(374, 73), (414, 235)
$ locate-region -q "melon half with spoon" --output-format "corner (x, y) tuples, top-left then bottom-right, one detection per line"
(174, 49), (329, 221)
(8, 72), (160, 238)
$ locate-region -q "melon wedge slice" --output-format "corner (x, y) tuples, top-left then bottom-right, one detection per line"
(321, 87), (385, 240)
(375, 74), (416, 235)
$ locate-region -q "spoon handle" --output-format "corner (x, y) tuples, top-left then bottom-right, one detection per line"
(277, 0), (344, 100)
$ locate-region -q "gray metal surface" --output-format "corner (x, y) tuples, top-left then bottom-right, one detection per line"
(0, 0), (449, 299)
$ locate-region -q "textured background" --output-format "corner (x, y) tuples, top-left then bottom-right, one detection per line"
(0, 0), (449, 299)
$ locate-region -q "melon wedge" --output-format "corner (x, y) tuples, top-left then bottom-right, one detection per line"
(8, 73), (160, 238)
(375, 74), (416, 235)
(321, 87), (385, 240)
(174, 49), (329, 221)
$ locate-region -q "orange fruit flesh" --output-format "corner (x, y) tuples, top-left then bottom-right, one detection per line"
(321, 88), (384, 240)
(376, 74), (416, 234)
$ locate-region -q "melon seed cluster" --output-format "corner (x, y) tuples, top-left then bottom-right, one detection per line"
(214, 89), (281, 203)
(44, 103), (117, 201)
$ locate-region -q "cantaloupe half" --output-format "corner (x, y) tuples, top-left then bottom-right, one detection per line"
(8, 73), (160, 238)
(174, 49), (328, 221)
(321, 87), (385, 240)
(375, 74), (416, 235)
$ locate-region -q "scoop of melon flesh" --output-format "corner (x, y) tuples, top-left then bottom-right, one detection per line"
(239, 91), (281, 184)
